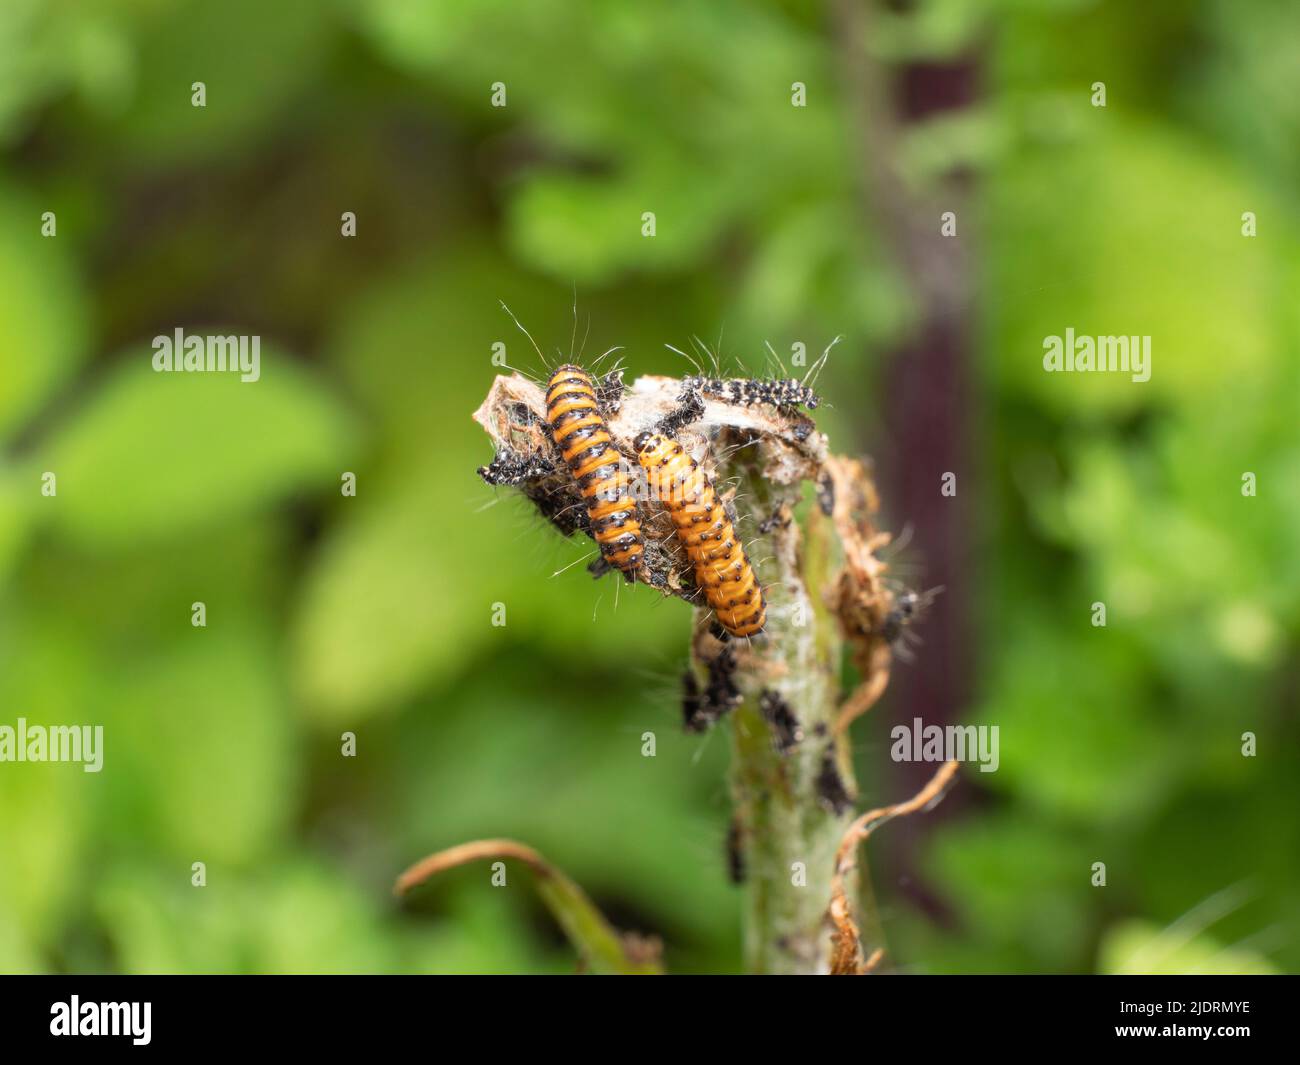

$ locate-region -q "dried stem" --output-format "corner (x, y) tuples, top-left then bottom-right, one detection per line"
(828, 759), (961, 974)
(395, 838), (663, 974)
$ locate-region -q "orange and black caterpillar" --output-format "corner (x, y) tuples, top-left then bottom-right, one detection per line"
(545, 364), (644, 579)
(634, 430), (766, 638)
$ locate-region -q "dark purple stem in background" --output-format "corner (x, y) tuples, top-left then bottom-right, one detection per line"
(834, 0), (980, 927)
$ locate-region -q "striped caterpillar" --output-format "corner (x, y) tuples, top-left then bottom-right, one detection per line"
(544, 365), (645, 579)
(634, 430), (766, 638)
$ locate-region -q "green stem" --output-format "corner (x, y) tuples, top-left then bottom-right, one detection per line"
(698, 451), (856, 974)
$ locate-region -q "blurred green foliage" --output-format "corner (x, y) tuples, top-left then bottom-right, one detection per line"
(0, 0), (1296, 974)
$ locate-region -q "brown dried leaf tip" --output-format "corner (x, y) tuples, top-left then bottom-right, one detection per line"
(827, 760), (961, 975)
(395, 838), (663, 975)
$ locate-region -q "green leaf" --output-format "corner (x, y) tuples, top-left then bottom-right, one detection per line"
(507, 161), (734, 282)
(1100, 918), (1280, 975)
(988, 118), (1281, 415)
(290, 461), (482, 722)
(0, 607), (95, 948)
(0, 183), (88, 438)
(0, 912), (43, 974)
(0, 763), (85, 951)
(924, 811), (1095, 971)
(0, 3), (135, 141)
(103, 0), (332, 165)
(967, 614), (1179, 822)
(98, 627), (297, 865)
(0, 461), (35, 586)
(32, 346), (358, 548)
(96, 859), (397, 974)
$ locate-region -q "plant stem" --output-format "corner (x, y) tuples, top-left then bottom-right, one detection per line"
(473, 371), (878, 974)
(699, 449), (856, 974)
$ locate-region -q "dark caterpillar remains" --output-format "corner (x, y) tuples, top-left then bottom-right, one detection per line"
(545, 364), (644, 579)
(879, 586), (942, 659)
(478, 452), (555, 485)
(634, 430), (766, 638)
(684, 376), (820, 410)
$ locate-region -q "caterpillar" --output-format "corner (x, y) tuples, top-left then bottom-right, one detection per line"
(680, 645), (742, 732)
(684, 375), (820, 410)
(815, 748), (854, 815)
(544, 364), (644, 579)
(478, 451), (555, 486)
(634, 430), (766, 638)
(879, 586), (942, 660)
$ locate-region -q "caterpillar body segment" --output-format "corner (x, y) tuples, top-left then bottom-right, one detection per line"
(633, 430), (766, 638)
(544, 364), (644, 578)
